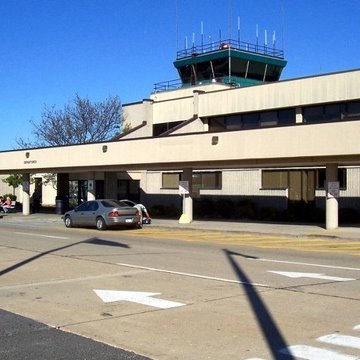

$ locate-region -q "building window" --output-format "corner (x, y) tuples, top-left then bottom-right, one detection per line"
(344, 100), (360, 120)
(193, 171), (222, 189)
(162, 171), (222, 190)
(162, 173), (181, 189)
(262, 168), (347, 190)
(208, 108), (296, 132)
(262, 170), (288, 189)
(303, 105), (324, 123)
(324, 103), (341, 121)
(278, 108), (296, 125)
(242, 112), (259, 129)
(153, 121), (183, 136)
(303, 100), (360, 124)
(260, 111), (277, 127)
(316, 168), (347, 189)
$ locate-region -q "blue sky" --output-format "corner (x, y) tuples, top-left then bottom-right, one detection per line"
(1, 0), (359, 150)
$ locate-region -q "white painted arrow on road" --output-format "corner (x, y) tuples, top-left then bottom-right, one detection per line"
(94, 290), (186, 309)
(269, 271), (355, 282)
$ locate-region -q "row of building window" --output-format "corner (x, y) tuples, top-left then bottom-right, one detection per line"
(153, 100), (360, 136)
(162, 168), (347, 191)
(262, 169), (347, 190)
(162, 172), (222, 190)
(207, 100), (360, 132)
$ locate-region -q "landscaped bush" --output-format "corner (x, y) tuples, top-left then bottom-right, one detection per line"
(258, 206), (278, 221)
(234, 199), (257, 220)
(150, 203), (181, 219)
(215, 198), (236, 218)
(339, 208), (359, 224)
(194, 198), (217, 218)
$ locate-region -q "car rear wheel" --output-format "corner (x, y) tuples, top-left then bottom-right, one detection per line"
(96, 217), (107, 230)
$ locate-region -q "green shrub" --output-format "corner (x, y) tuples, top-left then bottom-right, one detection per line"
(150, 204), (181, 219)
(339, 208), (359, 224)
(258, 206), (278, 221)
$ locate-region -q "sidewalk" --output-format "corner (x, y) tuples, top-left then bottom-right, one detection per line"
(1, 212), (360, 241)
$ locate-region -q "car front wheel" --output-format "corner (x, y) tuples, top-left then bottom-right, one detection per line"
(64, 215), (72, 228)
(96, 217), (107, 230)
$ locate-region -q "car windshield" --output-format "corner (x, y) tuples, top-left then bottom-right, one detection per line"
(100, 200), (130, 208)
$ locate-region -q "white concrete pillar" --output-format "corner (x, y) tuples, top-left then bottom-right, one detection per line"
(325, 164), (339, 230)
(179, 168), (193, 223)
(295, 107), (303, 124)
(22, 173), (31, 215)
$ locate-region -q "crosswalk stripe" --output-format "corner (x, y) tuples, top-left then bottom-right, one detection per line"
(279, 345), (359, 360)
(318, 334), (360, 349)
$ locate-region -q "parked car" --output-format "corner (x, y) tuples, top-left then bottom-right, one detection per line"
(63, 199), (142, 230)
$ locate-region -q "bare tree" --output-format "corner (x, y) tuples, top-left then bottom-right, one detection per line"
(17, 94), (124, 148)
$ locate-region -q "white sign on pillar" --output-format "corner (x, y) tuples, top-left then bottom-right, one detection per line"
(179, 181), (189, 195)
(327, 181), (339, 199)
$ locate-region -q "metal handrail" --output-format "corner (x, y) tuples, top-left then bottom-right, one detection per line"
(176, 38), (284, 60)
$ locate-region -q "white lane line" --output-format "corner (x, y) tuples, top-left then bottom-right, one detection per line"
(117, 262), (270, 287)
(251, 258), (360, 272)
(279, 345), (359, 359)
(318, 334), (360, 349)
(15, 232), (69, 240)
(269, 271), (355, 282)
(0, 271), (144, 290)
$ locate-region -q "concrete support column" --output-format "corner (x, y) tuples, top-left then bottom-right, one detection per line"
(179, 168), (193, 224)
(56, 173), (70, 214)
(325, 163), (339, 230)
(104, 172), (117, 199)
(296, 107), (303, 124)
(203, 118), (209, 132)
(22, 173), (30, 215)
(193, 91), (200, 118)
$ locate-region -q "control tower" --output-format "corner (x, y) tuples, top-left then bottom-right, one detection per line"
(173, 38), (287, 88)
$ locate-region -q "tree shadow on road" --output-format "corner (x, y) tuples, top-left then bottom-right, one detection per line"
(223, 249), (295, 360)
(0, 237), (129, 277)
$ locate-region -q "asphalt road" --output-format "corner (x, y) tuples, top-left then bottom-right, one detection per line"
(0, 220), (359, 359)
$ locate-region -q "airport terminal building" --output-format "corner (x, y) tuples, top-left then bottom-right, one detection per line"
(1, 38), (360, 229)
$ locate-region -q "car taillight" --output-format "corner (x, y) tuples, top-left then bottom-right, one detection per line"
(108, 210), (120, 217)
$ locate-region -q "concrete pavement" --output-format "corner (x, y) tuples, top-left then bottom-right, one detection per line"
(1, 212), (360, 241)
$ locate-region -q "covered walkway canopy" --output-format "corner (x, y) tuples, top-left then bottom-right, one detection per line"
(1, 118), (360, 230)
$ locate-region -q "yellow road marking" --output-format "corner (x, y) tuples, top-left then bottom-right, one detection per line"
(121, 228), (360, 256)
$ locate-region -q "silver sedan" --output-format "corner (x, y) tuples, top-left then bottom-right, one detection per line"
(63, 199), (142, 230)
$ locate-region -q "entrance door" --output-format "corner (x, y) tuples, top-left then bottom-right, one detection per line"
(288, 170), (315, 206)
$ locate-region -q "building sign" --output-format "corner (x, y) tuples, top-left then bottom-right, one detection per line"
(179, 181), (189, 195)
(327, 181), (339, 199)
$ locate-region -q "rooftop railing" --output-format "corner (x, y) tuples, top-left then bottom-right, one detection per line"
(176, 38), (284, 60)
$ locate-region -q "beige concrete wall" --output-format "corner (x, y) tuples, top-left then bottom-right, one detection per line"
(123, 100), (153, 138)
(170, 118), (205, 134)
(199, 70), (360, 116)
(152, 96), (194, 123)
(125, 69), (360, 136)
(1, 119), (360, 175)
